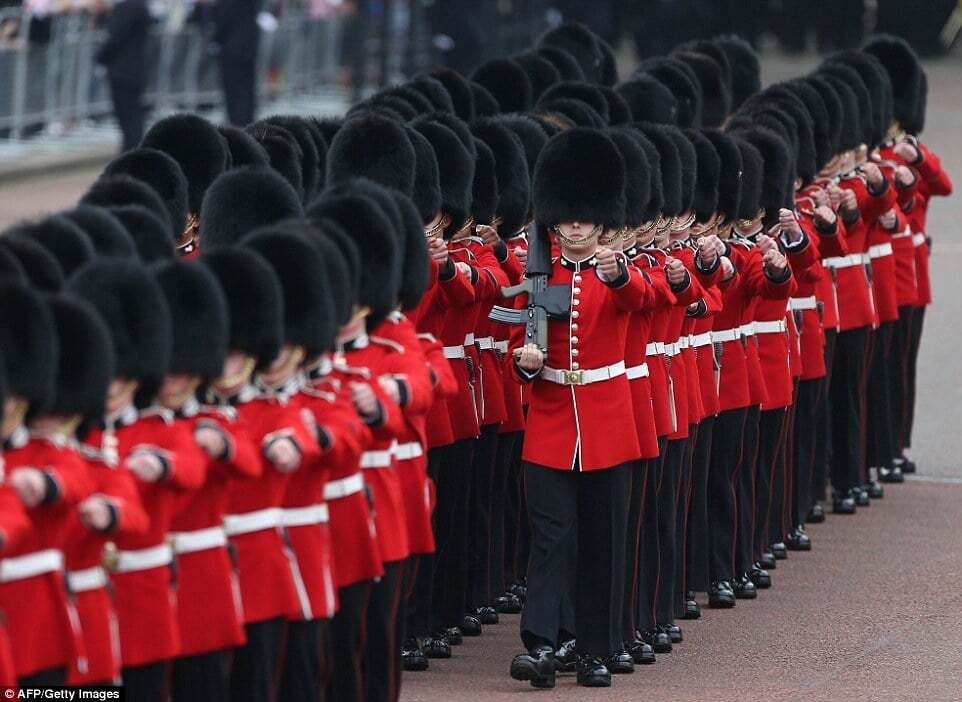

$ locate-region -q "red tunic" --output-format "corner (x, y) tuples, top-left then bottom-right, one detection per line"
(497, 233), (529, 434)
(0, 481), (34, 685)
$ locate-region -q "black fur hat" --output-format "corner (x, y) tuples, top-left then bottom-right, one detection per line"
(538, 98), (605, 128)
(62, 205), (136, 260)
(380, 85), (435, 115)
(0, 238), (61, 291)
(599, 86), (632, 126)
(199, 167), (304, 249)
(296, 218), (357, 326)
(470, 81), (501, 116)
(46, 296), (114, 420)
(6, 215), (95, 277)
(528, 113), (571, 137)
(199, 247), (283, 367)
(512, 51), (561, 101)
(682, 129), (720, 221)
(616, 76), (678, 124)
(262, 116), (326, 200)
(419, 112), (477, 157)
(817, 73), (862, 152)
(141, 113), (228, 215)
(408, 76), (455, 113)
(609, 128), (651, 227)
(539, 22), (612, 85)
(472, 117), (531, 237)
(241, 225), (335, 354)
(629, 129), (663, 221)
(311, 117), (343, 146)
(733, 127), (794, 220)
(66, 260), (171, 393)
(471, 138), (499, 226)
(665, 126), (697, 213)
(533, 127), (625, 228)
(390, 191), (430, 312)
(536, 45), (585, 82)
(673, 51), (731, 128)
(496, 114), (549, 182)
(805, 75), (845, 156)
(0, 280), (57, 409)
(703, 130), (743, 221)
(825, 50), (893, 146)
(107, 205), (176, 263)
(218, 124), (271, 169)
(743, 88), (817, 183)
(152, 260), (229, 380)
(102, 147), (189, 237)
(412, 120), (474, 233)
(638, 58), (702, 127)
(428, 68), (476, 121)
(862, 34), (924, 134)
(636, 123), (682, 216)
(307, 192), (400, 329)
(246, 122), (304, 200)
(539, 81), (610, 124)
(82, 174), (172, 232)
(327, 113), (416, 197)
(819, 62), (873, 148)
(783, 79), (834, 170)
(731, 136), (763, 219)
(676, 38), (733, 95)
(714, 34), (760, 109)
(367, 95), (417, 121)
(470, 58), (533, 113)
(404, 125), (442, 223)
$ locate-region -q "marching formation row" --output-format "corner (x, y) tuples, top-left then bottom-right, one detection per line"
(0, 19), (952, 701)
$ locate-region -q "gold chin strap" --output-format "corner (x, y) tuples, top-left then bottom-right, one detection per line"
(555, 223), (602, 248)
(670, 211), (697, 232)
(599, 226), (626, 246)
(423, 217), (445, 241)
(450, 217), (476, 240)
(268, 346), (306, 379)
(177, 214), (199, 256)
(349, 305), (371, 324)
(717, 218), (734, 240)
(216, 356), (256, 391)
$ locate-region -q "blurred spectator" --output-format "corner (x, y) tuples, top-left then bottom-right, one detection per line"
(213, 0), (261, 126)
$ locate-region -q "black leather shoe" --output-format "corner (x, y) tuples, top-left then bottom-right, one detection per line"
(708, 580), (736, 608)
(422, 636), (451, 658)
(460, 615), (482, 636)
(641, 628), (672, 653)
(854, 487), (870, 506)
(606, 649), (635, 674)
(494, 593), (523, 614)
(402, 638), (429, 671)
(749, 565), (771, 589)
(806, 502), (826, 523)
(898, 456), (916, 474)
(476, 606), (499, 625)
(510, 646), (555, 689)
(627, 638), (656, 664)
(554, 638), (578, 672)
(683, 591), (700, 619)
(786, 526), (812, 551)
(866, 480), (884, 499)
(663, 624), (682, 644)
(437, 627), (462, 646)
(760, 551), (777, 569)
(508, 580), (527, 602)
(771, 542), (788, 559)
(577, 657), (612, 687)
(833, 495), (857, 514)
(879, 465), (905, 483)
(733, 575), (757, 599)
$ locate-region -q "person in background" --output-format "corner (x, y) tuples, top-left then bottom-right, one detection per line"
(213, 0), (261, 126)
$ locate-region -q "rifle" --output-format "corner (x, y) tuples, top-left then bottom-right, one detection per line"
(488, 225), (571, 356)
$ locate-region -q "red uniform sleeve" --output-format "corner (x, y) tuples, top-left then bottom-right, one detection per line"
(437, 267), (476, 308)
(45, 454), (97, 505)
(608, 264), (657, 312)
(95, 462), (149, 535)
(206, 414), (262, 480)
(469, 246), (511, 302)
(917, 143), (953, 197)
(0, 485), (30, 552)
(421, 337), (458, 399)
(315, 393), (371, 472)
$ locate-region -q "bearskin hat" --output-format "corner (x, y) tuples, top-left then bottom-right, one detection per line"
(512, 51), (561, 101)
(824, 50), (893, 146)
(533, 127), (625, 228)
(327, 113), (416, 197)
(616, 76), (678, 124)
(0, 280), (57, 410)
(733, 127), (794, 220)
(536, 46), (585, 82)
(81, 174), (172, 232)
(408, 76), (455, 114)
(538, 98), (605, 128)
(62, 205), (136, 260)
(107, 205), (176, 263)
(420, 112), (477, 157)
(367, 96), (416, 122)
(199, 167), (304, 250)
(805, 75), (845, 156)
(729, 107), (797, 169)
(783, 79), (834, 170)
(599, 86), (632, 126)
(743, 88), (817, 182)
(311, 117), (343, 146)
(245, 122), (304, 200)
(817, 72), (863, 152)
(0, 238), (61, 291)
(682, 129), (720, 222)
(141, 113), (228, 216)
(673, 51), (731, 128)
(609, 128), (651, 227)
(199, 247), (283, 367)
(5, 215), (94, 277)
(539, 81), (611, 124)
(665, 126), (697, 214)
(390, 191), (431, 312)
(470, 81), (501, 116)
(66, 260), (171, 393)
(629, 130), (663, 222)
(472, 117), (531, 237)
(528, 113), (571, 136)
(470, 58), (533, 113)
(218, 124), (271, 169)
(428, 68), (476, 121)
(46, 296), (114, 421)
(637, 123), (682, 216)
(638, 58), (702, 127)
(412, 120), (474, 233)
(714, 34), (760, 109)
(404, 125), (442, 224)
(539, 22), (613, 86)
(862, 34), (924, 134)
(497, 114), (548, 179)
(0, 243), (25, 283)
(731, 136), (763, 219)
(102, 147), (189, 237)
(296, 218), (357, 326)
(262, 116), (324, 200)
(703, 130), (743, 221)
(313, 218), (361, 323)
(471, 138), (499, 226)
(819, 62), (873, 148)
(676, 38), (733, 95)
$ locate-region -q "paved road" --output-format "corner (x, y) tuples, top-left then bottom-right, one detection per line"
(0, 50), (959, 702)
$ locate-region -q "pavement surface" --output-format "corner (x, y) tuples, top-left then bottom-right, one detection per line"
(0, 50), (959, 702)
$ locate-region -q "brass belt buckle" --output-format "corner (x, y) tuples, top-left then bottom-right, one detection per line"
(562, 369), (584, 386)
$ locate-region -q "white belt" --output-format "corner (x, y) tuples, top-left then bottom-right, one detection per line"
(394, 441), (424, 460)
(0, 549), (64, 583)
(281, 503), (330, 527)
(626, 362), (650, 380)
(869, 243), (893, 258)
(678, 336), (690, 350)
(754, 320), (788, 334)
(645, 342), (665, 356)
(892, 229), (914, 239)
(912, 233), (925, 247)
(171, 526), (228, 555)
(224, 507), (283, 537)
(323, 473), (365, 500)
(113, 543), (174, 574)
(665, 342), (680, 357)
(474, 336), (495, 350)
(67, 566), (108, 593)
(494, 341), (509, 353)
(443, 345), (466, 359)
(740, 323), (756, 337)
(789, 296), (818, 311)
(691, 332), (713, 348)
(542, 360), (626, 386)
(824, 253), (868, 268)
(712, 327), (740, 343)
(360, 441), (396, 469)
(463, 333), (475, 345)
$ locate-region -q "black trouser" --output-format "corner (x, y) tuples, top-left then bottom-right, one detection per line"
(20, 667), (66, 688)
(108, 75), (145, 152)
(829, 327), (870, 494)
(622, 457), (648, 642)
(408, 448), (444, 639)
(637, 440), (665, 632)
(503, 433), (529, 586)
(674, 428), (697, 617)
(687, 416), (714, 592)
(757, 408), (789, 552)
(173, 650), (230, 702)
(793, 379), (820, 526)
(220, 51), (258, 126)
(708, 408), (747, 583)
(327, 581), (371, 702)
(736, 406), (760, 575)
(520, 462), (630, 657)
(867, 322), (896, 472)
(279, 620), (322, 702)
(891, 306), (914, 455)
(230, 619), (284, 702)
(491, 431), (521, 599)
(124, 661), (168, 702)
(467, 424), (499, 612)
(812, 329), (837, 504)
(433, 439), (473, 629)
(654, 439), (685, 626)
(902, 306), (926, 452)
(364, 561), (403, 702)
(396, 558), (415, 695)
